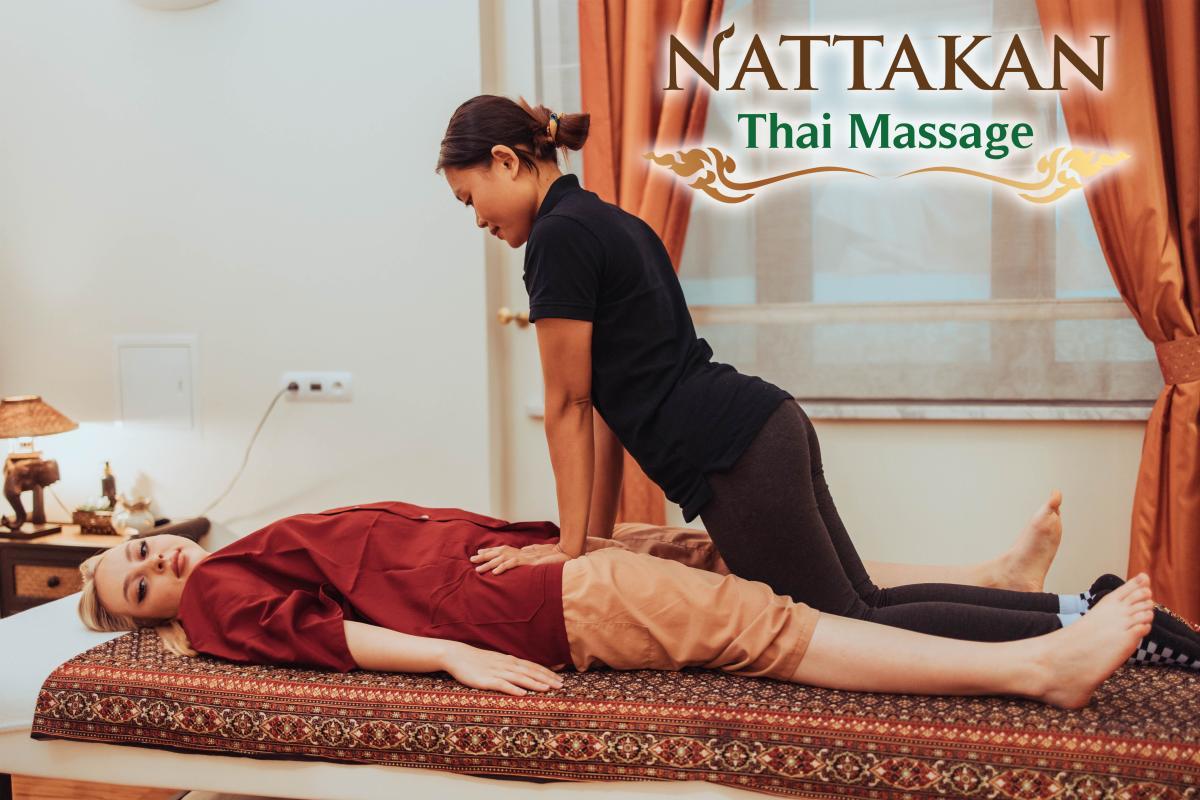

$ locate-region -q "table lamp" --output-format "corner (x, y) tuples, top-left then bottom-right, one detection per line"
(0, 395), (78, 540)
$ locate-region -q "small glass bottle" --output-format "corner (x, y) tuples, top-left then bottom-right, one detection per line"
(101, 462), (117, 510)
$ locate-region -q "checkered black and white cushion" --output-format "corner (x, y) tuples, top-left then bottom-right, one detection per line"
(1127, 606), (1200, 670)
(1128, 638), (1200, 669)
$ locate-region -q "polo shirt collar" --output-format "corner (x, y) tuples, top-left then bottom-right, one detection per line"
(535, 172), (581, 221)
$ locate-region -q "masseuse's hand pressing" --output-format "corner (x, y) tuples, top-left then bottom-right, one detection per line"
(471, 542), (570, 575)
(442, 641), (564, 696)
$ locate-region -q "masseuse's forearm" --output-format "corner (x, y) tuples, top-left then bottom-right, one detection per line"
(343, 620), (451, 672)
(543, 396), (594, 557)
(588, 408), (623, 539)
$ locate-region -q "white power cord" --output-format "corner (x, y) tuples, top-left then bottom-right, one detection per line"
(196, 386), (290, 517)
(49, 487), (76, 519)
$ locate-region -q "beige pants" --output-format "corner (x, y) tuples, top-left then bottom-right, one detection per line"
(561, 523), (821, 681)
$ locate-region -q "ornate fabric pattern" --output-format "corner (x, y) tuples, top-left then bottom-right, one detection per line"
(31, 629), (1200, 798)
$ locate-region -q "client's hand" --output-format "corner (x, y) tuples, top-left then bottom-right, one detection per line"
(470, 542), (571, 575)
(442, 642), (564, 696)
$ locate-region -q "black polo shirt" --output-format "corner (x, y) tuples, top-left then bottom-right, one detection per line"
(522, 172), (791, 522)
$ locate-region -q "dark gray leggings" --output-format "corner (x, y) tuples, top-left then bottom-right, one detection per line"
(698, 399), (1065, 642)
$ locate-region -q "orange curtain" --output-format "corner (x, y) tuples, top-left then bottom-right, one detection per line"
(578, 0), (725, 525)
(1036, 0), (1200, 620)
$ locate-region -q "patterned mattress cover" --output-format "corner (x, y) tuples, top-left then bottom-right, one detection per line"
(30, 629), (1200, 799)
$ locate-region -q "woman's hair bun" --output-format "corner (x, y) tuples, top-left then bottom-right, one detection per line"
(518, 97), (591, 156)
(436, 94), (591, 175)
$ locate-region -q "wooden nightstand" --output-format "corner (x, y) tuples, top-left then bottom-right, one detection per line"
(0, 518), (209, 618)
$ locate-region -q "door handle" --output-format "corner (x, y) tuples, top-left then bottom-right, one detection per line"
(496, 307), (530, 328)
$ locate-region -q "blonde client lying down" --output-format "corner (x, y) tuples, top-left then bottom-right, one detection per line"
(75, 501), (1195, 711)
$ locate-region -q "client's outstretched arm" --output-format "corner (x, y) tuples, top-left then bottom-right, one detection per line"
(343, 621), (564, 696)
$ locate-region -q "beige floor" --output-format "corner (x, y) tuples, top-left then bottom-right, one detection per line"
(10, 776), (180, 800)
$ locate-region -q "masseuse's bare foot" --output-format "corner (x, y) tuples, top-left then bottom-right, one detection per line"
(1027, 573), (1153, 709)
(988, 490), (1063, 592)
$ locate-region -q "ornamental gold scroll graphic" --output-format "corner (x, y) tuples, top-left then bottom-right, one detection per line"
(642, 147), (874, 203)
(643, 146), (1129, 205)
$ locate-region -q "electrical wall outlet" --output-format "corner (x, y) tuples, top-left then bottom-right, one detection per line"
(282, 371), (353, 401)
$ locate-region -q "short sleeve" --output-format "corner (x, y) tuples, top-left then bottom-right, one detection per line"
(522, 215), (603, 323)
(179, 572), (358, 672)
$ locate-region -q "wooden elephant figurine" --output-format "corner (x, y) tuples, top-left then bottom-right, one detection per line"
(2, 458), (61, 530)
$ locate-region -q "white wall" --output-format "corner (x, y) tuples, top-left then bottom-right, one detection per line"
(0, 1), (492, 548)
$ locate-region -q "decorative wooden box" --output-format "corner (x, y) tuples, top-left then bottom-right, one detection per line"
(71, 510), (116, 536)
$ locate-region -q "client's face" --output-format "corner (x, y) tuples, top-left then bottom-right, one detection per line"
(94, 534), (209, 622)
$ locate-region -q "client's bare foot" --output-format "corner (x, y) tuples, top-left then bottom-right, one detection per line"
(990, 490), (1063, 592)
(1029, 573), (1153, 709)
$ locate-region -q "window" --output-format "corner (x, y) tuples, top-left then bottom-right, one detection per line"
(677, 0), (1160, 412)
(534, 0), (1158, 416)
(534, 0), (583, 182)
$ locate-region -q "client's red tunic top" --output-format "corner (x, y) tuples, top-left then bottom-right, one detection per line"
(176, 501), (570, 672)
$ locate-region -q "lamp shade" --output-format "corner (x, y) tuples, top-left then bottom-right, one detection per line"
(0, 396), (79, 439)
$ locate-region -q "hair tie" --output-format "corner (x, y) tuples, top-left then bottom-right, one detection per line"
(547, 111), (560, 143)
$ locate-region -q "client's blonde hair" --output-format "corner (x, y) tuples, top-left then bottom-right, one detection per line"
(77, 550), (197, 657)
